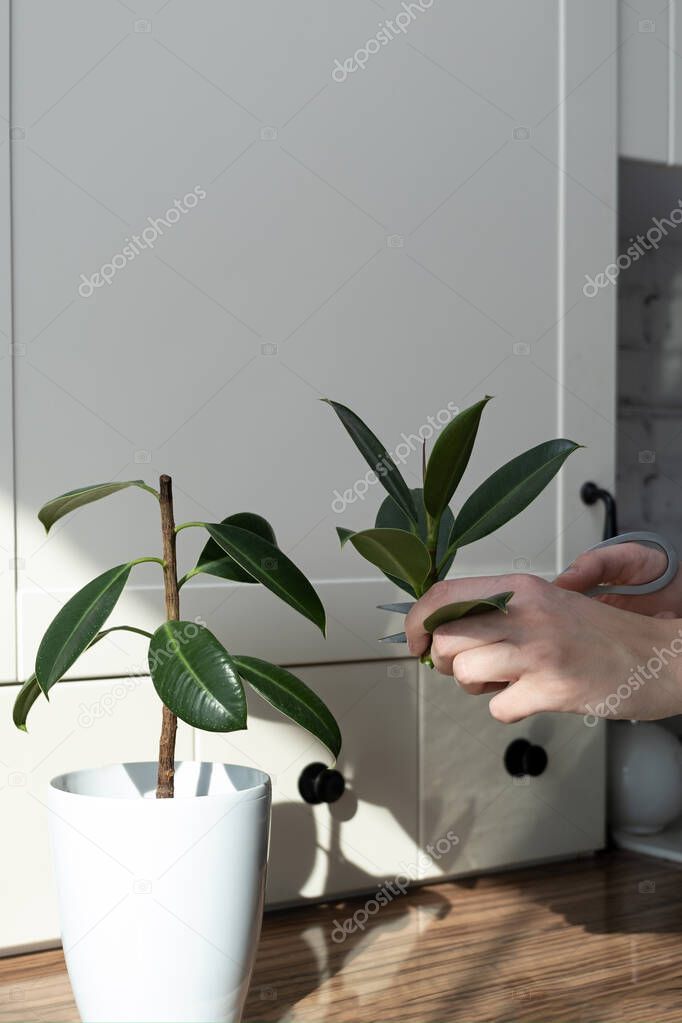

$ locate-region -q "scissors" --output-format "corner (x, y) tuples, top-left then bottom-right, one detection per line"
(377, 530), (679, 643)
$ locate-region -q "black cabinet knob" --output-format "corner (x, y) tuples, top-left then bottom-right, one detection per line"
(298, 762), (345, 804)
(504, 738), (548, 778)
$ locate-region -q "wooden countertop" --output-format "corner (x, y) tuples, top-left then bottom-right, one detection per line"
(2, 851), (682, 1022)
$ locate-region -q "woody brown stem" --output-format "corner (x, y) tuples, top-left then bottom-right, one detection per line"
(156, 474), (179, 799)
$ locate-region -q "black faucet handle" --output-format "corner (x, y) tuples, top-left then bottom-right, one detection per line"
(580, 481), (618, 540)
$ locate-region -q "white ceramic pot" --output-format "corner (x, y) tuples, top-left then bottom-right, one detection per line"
(609, 721), (682, 835)
(48, 761), (271, 1023)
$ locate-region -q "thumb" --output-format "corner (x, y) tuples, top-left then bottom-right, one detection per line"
(554, 542), (667, 594)
(554, 551), (608, 593)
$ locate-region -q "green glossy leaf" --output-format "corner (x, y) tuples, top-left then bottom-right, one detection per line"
(382, 577), (417, 599)
(374, 492), (439, 597)
(12, 675), (41, 732)
(323, 399), (417, 522)
(338, 527), (431, 595)
(193, 513), (277, 583)
(376, 488), (455, 591)
(35, 564), (133, 695)
(149, 621), (246, 732)
(423, 591), (513, 632)
(93, 625), (154, 643)
(206, 524), (326, 635)
(423, 397), (491, 517)
(447, 439), (581, 555)
(234, 655), (341, 759)
(13, 625), (152, 731)
(38, 481), (152, 532)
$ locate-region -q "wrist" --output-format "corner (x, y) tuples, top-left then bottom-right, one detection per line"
(637, 617), (682, 712)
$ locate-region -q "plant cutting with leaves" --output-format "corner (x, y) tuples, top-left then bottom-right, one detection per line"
(14, 476), (341, 797)
(325, 397), (581, 664)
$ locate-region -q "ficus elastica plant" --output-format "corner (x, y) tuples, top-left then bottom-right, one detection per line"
(325, 396), (580, 664)
(13, 475), (340, 798)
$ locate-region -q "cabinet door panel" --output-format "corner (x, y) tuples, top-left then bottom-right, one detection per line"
(672, 2), (682, 165)
(0, 680), (192, 952)
(419, 670), (605, 880)
(196, 660), (418, 905)
(619, 0), (670, 162)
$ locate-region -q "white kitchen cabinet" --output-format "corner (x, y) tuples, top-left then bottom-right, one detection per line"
(2, 0), (617, 679)
(619, 0), (682, 165)
(196, 660), (419, 906)
(0, 0), (617, 954)
(0, 680), (193, 952)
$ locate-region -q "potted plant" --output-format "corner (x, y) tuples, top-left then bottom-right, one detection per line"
(13, 474), (340, 1023)
(325, 396), (580, 657)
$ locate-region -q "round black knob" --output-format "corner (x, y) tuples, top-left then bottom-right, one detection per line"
(298, 762), (345, 804)
(504, 738), (548, 778)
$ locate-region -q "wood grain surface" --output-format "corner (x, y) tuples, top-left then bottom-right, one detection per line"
(1, 852), (681, 1022)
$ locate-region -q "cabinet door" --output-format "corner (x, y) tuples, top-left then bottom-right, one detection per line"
(671, 4), (682, 164)
(618, 0), (682, 166)
(419, 670), (605, 879)
(619, 0), (671, 163)
(0, 680), (192, 952)
(196, 661), (418, 905)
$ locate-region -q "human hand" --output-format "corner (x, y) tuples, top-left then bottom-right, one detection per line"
(404, 574), (682, 723)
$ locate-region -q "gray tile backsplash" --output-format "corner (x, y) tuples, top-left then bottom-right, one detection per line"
(619, 161), (682, 735)
(618, 161), (682, 554)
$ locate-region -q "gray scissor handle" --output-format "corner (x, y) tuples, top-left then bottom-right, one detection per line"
(378, 531), (679, 611)
(581, 530), (679, 597)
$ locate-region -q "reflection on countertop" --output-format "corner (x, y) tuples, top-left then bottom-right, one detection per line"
(2, 851), (682, 1023)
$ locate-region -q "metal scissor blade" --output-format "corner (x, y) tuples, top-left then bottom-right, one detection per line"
(376, 602), (415, 614)
(379, 631), (408, 643)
